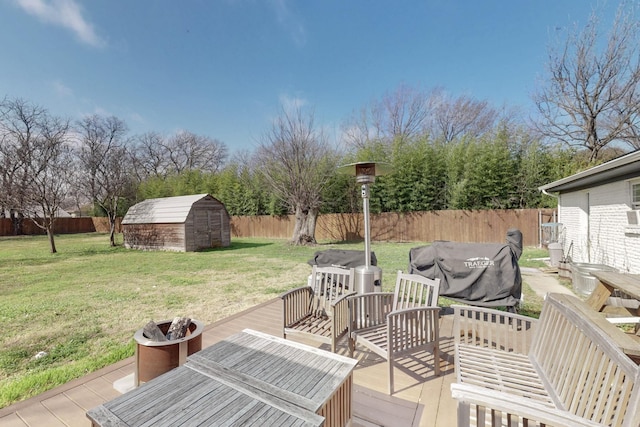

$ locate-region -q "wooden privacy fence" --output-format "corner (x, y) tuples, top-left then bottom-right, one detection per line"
(231, 209), (554, 246)
(0, 209), (552, 246)
(0, 217), (121, 236)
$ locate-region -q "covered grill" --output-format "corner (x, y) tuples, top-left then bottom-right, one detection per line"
(307, 249), (381, 293)
(307, 249), (377, 269)
(408, 229), (523, 308)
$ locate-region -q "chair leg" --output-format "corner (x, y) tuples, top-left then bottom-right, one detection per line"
(457, 401), (471, 427)
(388, 354), (394, 395)
(348, 337), (355, 358)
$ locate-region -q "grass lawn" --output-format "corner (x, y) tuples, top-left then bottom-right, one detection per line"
(0, 233), (548, 408)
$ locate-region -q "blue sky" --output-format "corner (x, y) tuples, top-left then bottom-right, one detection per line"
(0, 0), (618, 154)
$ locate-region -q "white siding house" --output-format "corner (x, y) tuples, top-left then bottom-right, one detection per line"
(539, 151), (640, 274)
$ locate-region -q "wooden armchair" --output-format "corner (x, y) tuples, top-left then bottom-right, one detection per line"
(348, 271), (441, 394)
(282, 265), (355, 352)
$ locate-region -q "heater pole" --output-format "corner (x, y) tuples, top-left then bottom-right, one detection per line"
(362, 183), (371, 268)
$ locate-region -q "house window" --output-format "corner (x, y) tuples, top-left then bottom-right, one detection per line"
(633, 183), (640, 210)
(627, 181), (640, 235)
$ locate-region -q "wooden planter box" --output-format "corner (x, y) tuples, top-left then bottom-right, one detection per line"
(558, 261), (572, 279)
(133, 319), (204, 385)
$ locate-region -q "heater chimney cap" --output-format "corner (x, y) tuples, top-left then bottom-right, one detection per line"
(337, 161), (392, 182)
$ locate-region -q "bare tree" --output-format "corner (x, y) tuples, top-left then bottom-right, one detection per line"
(131, 131), (228, 180)
(533, 4), (640, 162)
(130, 132), (170, 179)
(24, 118), (73, 253)
(427, 89), (501, 142)
(97, 144), (135, 246)
(257, 106), (336, 245)
(0, 98), (31, 217)
(0, 98), (46, 234)
(76, 114), (133, 246)
(0, 98), (71, 252)
(166, 131), (227, 174)
(342, 84), (432, 148)
(343, 85), (502, 148)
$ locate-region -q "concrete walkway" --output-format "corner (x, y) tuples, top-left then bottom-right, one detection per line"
(521, 266), (575, 299)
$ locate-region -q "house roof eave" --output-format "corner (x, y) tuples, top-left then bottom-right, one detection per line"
(538, 150), (640, 194)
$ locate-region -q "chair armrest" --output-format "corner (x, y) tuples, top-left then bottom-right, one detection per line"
(388, 306), (441, 319)
(281, 285), (313, 300)
(452, 305), (537, 354)
(451, 383), (603, 427)
(282, 286), (313, 326)
(347, 292), (394, 303)
(387, 307), (441, 353)
(331, 291), (356, 309)
(348, 292), (395, 332)
(331, 291), (356, 337)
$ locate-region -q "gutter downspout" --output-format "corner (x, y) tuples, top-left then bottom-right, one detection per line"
(540, 188), (560, 248)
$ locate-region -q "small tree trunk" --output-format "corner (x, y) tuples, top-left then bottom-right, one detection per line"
(47, 227), (57, 254)
(10, 212), (22, 236)
(109, 214), (117, 247)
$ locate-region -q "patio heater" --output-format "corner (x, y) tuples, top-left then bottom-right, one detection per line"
(338, 161), (391, 293)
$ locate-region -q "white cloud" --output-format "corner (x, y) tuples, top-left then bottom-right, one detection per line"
(129, 112), (145, 125)
(279, 93), (307, 113)
(76, 105), (112, 120)
(92, 106), (111, 117)
(14, 0), (105, 47)
(52, 80), (73, 97)
(269, 0), (306, 47)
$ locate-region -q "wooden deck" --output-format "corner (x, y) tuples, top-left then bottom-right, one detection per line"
(0, 298), (457, 427)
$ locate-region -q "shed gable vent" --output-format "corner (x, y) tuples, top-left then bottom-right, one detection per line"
(627, 210), (640, 225)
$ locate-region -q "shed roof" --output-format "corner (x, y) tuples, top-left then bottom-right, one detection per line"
(539, 150), (640, 194)
(122, 194), (215, 224)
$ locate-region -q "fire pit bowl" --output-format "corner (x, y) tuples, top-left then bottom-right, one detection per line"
(133, 319), (204, 385)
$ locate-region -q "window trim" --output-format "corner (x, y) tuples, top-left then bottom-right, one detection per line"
(631, 180), (640, 210)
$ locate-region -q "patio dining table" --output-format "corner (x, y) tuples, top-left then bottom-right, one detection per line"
(87, 329), (357, 427)
(587, 270), (640, 322)
(586, 270), (640, 363)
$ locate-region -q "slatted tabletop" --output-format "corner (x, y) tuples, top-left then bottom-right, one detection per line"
(87, 329), (357, 427)
(189, 329), (357, 414)
(87, 365), (323, 426)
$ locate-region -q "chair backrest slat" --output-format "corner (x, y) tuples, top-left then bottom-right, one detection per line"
(310, 265), (355, 316)
(393, 271), (440, 311)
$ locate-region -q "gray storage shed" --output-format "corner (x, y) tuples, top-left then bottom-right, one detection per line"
(122, 194), (230, 252)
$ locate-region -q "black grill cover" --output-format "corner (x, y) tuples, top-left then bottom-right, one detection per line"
(408, 231), (522, 308)
(308, 249), (377, 269)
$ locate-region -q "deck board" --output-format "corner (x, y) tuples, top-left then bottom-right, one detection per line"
(0, 298), (457, 427)
(0, 414), (29, 427)
(41, 394), (88, 426)
(64, 386), (111, 412)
